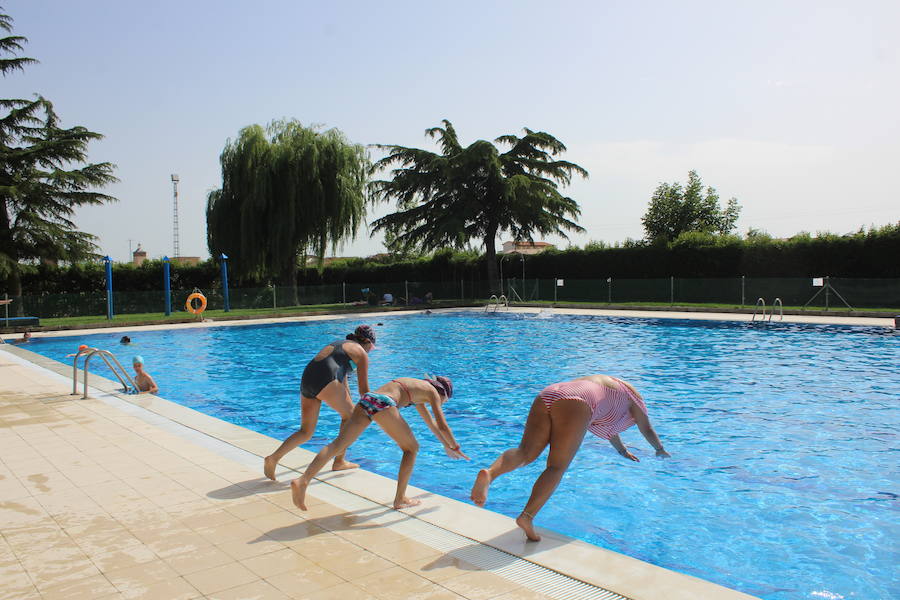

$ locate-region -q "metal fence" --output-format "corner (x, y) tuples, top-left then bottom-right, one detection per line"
(3, 277), (898, 322)
(506, 276), (900, 309)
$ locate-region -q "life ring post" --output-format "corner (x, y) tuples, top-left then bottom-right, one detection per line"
(185, 291), (207, 316)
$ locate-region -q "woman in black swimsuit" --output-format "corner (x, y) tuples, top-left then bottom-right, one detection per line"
(264, 325), (376, 480)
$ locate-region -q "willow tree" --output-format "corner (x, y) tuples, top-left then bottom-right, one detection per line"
(206, 120), (370, 289)
(371, 120), (587, 293)
(1, 8), (117, 310)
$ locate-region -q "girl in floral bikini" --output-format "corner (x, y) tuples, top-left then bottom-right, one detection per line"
(291, 375), (469, 511)
(470, 374), (669, 541)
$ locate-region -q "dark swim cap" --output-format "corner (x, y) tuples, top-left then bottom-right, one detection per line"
(352, 324), (376, 345)
(427, 376), (453, 399)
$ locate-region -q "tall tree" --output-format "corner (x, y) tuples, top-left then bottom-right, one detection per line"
(641, 170), (740, 244)
(206, 120), (371, 288)
(0, 8), (117, 309)
(371, 120), (587, 293)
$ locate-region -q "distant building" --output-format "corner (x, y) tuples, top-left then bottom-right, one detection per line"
(171, 256), (201, 266)
(132, 244), (147, 266)
(500, 241), (555, 255)
(301, 255), (357, 267)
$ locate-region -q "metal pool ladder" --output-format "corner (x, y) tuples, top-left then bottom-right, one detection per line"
(751, 297), (783, 322)
(71, 348), (140, 398)
(484, 294), (509, 313)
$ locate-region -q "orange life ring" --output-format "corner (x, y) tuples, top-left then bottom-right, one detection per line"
(185, 292), (207, 314)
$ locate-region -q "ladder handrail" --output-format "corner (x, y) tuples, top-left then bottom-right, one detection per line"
(77, 349), (140, 398)
(485, 295), (498, 312)
(771, 298), (784, 322)
(484, 294), (510, 313)
(751, 297), (767, 322)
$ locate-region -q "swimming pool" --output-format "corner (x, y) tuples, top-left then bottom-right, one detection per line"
(25, 312), (899, 600)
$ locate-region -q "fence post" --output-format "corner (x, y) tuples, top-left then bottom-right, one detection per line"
(607, 277), (612, 304)
(342, 282), (346, 304)
(825, 276), (830, 310)
(272, 284), (277, 310)
(741, 275), (745, 307)
(670, 276), (674, 306)
(405, 280), (408, 304)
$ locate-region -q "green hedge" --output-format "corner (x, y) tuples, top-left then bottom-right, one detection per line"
(5, 224), (898, 295)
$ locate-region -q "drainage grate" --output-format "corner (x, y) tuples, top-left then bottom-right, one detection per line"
(310, 482), (631, 600)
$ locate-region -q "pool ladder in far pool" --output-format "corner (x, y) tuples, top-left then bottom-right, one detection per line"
(71, 348), (140, 399)
(484, 294), (510, 313)
(751, 297), (783, 322)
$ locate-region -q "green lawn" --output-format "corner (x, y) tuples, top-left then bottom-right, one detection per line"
(32, 304), (367, 329)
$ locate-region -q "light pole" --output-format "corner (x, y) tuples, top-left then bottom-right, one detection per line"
(171, 174), (180, 259)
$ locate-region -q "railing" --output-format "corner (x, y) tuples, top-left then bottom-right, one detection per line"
(484, 295), (510, 313)
(72, 348), (140, 399)
(771, 297), (784, 321)
(751, 298), (767, 322)
(752, 297), (784, 322)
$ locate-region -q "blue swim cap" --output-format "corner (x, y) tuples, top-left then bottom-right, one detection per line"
(133, 355), (144, 365)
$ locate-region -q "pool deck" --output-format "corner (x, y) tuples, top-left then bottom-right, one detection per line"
(4, 307), (888, 599)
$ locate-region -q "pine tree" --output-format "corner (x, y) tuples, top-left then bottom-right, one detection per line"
(371, 120), (587, 293)
(0, 7), (117, 310)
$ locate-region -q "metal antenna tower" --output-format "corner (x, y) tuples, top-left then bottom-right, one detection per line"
(170, 174), (180, 258)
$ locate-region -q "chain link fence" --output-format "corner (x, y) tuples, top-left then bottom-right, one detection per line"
(3, 277), (898, 321)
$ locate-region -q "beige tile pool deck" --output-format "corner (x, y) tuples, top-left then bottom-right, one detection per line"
(2, 308), (891, 599)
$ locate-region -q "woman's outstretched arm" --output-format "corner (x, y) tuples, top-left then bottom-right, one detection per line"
(608, 434), (639, 461)
(415, 402), (469, 460)
(631, 404), (670, 457)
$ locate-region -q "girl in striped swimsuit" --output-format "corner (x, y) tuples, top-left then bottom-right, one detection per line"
(470, 374), (669, 541)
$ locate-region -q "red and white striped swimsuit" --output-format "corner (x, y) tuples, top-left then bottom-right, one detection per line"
(539, 378), (647, 440)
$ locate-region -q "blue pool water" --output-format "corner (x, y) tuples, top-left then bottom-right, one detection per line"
(24, 312), (899, 600)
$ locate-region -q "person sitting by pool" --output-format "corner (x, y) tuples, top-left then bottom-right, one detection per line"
(291, 375), (468, 510)
(264, 324), (377, 480)
(470, 374), (669, 542)
(131, 356), (159, 394)
(381, 292), (394, 306)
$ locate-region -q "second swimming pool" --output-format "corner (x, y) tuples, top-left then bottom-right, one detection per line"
(25, 311), (900, 600)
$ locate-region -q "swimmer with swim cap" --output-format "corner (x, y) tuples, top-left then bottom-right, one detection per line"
(131, 356), (159, 394)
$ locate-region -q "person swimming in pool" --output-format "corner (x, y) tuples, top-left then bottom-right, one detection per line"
(264, 324), (377, 480)
(291, 375), (468, 510)
(131, 356), (159, 394)
(470, 374), (669, 541)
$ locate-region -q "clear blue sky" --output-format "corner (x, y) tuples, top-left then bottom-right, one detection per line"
(5, 0), (898, 262)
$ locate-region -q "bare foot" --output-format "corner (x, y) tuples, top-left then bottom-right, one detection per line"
(290, 478), (309, 510)
(264, 455), (278, 481)
(331, 459), (360, 471)
(394, 497), (422, 509)
(471, 469), (492, 506)
(516, 512), (541, 542)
